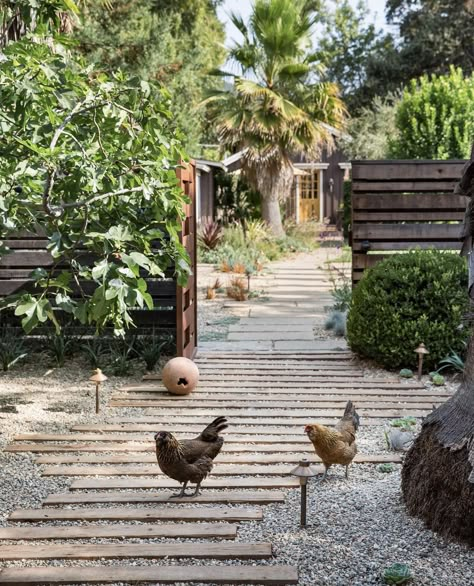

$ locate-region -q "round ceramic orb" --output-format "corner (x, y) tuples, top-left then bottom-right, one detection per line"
(162, 357), (199, 395)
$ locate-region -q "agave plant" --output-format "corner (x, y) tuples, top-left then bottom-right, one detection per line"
(198, 221), (223, 250)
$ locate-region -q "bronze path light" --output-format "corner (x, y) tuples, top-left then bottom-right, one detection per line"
(89, 368), (108, 414)
(290, 459), (318, 528)
(414, 343), (429, 380)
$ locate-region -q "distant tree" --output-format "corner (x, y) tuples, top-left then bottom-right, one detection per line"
(318, 0), (391, 112)
(389, 68), (474, 159)
(339, 94), (400, 160)
(386, 0), (474, 80)
(204, 0), (346, 236)
(75, 0), (225, 151)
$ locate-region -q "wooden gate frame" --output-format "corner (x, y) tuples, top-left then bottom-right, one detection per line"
(351, 160), (467, 286)
(176, 161), (198, 358)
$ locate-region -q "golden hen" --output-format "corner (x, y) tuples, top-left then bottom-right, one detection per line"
(154, 416), (228, 497)
(305, 400), (360, 480)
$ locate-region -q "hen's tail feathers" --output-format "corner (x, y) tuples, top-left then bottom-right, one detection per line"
(200, 416), (228, 442)
(343, 400), (360, 430)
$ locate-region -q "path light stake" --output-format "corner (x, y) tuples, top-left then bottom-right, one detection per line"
(414, 343), (429, 380)
(89, 368), (108, 414)
(290, 459), (318, 528)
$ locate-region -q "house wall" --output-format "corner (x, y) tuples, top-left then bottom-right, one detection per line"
(292, 145), (347, 224)
(321, 146), (346, 223)
(197, 171), (215, 224)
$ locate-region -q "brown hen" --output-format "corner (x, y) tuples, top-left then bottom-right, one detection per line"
(305, 401), (360, 480)
(154, 416), (228, 497)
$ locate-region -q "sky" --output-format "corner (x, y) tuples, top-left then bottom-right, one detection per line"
(217, 0), (389, 45)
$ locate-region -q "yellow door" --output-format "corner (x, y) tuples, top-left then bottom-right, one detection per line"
(298, 170), (319, 222)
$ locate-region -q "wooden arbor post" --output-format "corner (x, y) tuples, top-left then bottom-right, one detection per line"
(176, 161), (198, 359)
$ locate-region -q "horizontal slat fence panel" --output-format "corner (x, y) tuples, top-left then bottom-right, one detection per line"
(0, 163), (197, 346)
(351, 160), (468, 284)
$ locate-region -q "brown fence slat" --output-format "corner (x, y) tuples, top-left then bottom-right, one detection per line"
(351, 160), (467, 284)
(352, 160), (466, 181)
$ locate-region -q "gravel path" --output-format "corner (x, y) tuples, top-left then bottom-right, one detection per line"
(0, 250), (472, 585)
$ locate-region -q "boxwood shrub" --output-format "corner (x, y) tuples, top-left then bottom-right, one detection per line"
(347, 250), (468, 370)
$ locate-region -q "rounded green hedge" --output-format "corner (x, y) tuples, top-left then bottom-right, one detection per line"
(347, 250), (468, 370)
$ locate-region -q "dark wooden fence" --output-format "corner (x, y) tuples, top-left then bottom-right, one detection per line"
(0, 162), (197, 358)
(351, 160), (468, 285)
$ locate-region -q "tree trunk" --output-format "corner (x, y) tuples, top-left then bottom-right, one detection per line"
(247, 159), (294, 237)
(401, 151), (474, 547)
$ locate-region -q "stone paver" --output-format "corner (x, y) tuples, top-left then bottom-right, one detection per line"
(200, 248), (349, 352)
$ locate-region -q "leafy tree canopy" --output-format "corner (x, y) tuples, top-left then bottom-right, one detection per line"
(389, 67), (474, 159)
(74, 0), (226, 152)
(0, 37), (190, 335)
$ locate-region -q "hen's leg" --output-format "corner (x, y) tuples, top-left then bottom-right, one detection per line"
(319, 464), (330, 482)
(345, 465), (350, 479)
(170, 481), (188, 498)
(190, 482), (202, 497)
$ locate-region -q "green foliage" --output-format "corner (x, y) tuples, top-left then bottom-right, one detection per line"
(318, 0), (389, 112)
(347, 251), (469, 370)
(324, 310), (347, 337)
(46, 330), (77, 367)
(437, 342), (466, 373)
(390, 416), (416, 429)
(108, 338), (136, 376)
(378, 463), (394, 473)
(399, 369), (414, 379)
(82, 338), (108, 369)
(0, 38), (190, 336)
(204, 0), (346, 234)
(432, 373), (445, 386)
(0, 326), (27, 371)
(383, 562), (413, 585)
(340, 94), (400, 159)
(214, 171), (261, 226)
(75, 0), (225, 151)
(389, 68), (474, 159)
(135, 331), (169, 372)
(198, 221), (223, 250)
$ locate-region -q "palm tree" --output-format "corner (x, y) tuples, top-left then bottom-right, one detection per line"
(204, 0), (346, 236)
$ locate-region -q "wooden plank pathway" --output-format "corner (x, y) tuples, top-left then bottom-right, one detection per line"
(0, 246), (457, 584)
(1, 350), (451, 583)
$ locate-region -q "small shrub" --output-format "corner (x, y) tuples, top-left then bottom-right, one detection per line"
(347, 250), (468, 370)
(233, 262), (246, 274)
(206, 286), (216, 300)
(82, 338), (108, 368)
(212, 278), (222, 289)
(437, 342), (466, 373)
(432, 373), (445, 386)
(198, 221), (222, 250)
(399, 368), (414, 379)
(0, 327), (27, 371)
(108, 338), (136, 376)
(226, 278), (248, 301)
(135, 331), (167, 372)
(390, 416), (417, 429)
(325, 311), (347, 337)
(378, 463), (394, 473)
(383, 562), (413, 584)
(47, 330), (78, 367)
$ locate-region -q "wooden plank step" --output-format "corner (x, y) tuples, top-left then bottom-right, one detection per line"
(142, 376), (420, 387)
(0, 565), (298, 585)
(118, 385), (450, 397)
(37, 454), (402, 466)
(6, 442), (314, 454)
(194, 364), (358, 370)
(110, 398), (444, 409)
(0, 523), (237, 540)
(9, 507), (263, 522)
(40, 464), (325, 476)
(69, 477), (300, 490)
(0, 543), (272, 561)
(196, 370), (364, 377)
(43, 490), (286, 505)
(12, 433), (318, 442)
(107, 406), (431, 418)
